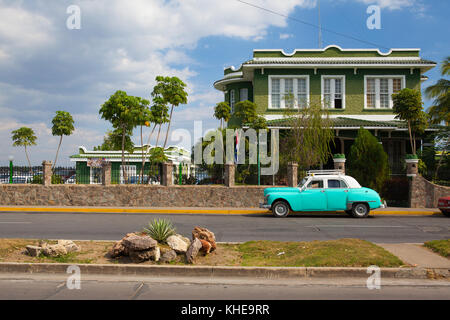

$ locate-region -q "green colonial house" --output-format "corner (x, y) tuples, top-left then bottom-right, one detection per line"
(214, 45), (438, 173)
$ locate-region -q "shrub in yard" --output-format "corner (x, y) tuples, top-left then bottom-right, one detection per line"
(347, 128), (390, 192)
(143, 219), (176, 242)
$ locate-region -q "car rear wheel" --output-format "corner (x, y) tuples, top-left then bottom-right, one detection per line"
(351, 203), (370, 218)
(441, 210), (450, 217)
(272, 201), (290, 218)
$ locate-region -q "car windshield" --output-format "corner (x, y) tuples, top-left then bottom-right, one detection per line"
(297, 178), (308, 188)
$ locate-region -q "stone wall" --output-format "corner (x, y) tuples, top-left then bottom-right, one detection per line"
(409, 175), (450, 208)
(0, 185), (266, 208)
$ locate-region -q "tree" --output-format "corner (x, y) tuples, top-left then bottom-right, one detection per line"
(347, 128), (390, 192)
(94, 129), (134, 152)
(425, 56), (450, 125)
(99, 90), (141, 179)
(133, 97), (151, 182)
(149, 96), (169, 147)
(232, 100), (258, 128)
(214, 102), (231, 129)
(282, 103), (334, 170)
(51, 111), (75, 168)
(11, 127), (37, 170)
(392, 88), (426, 155)
(151, 76), (188, 149)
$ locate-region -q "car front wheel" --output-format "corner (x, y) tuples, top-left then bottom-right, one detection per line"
(272, 201), (290, 218)
(351, 203), (370, 218)
(441, 210), (450, 217)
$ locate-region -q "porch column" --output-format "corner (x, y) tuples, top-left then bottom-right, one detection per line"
(42, 161), (52, 186)
(224, 162), (235, 187)
(102, 162), (112, 186)
(162, 162), (174, 186)
(287, 162), (298, 187)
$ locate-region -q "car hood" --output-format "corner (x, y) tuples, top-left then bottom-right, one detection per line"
(264, 187), (299, 196)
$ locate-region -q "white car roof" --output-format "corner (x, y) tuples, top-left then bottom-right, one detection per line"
(306, 175), (362, 188)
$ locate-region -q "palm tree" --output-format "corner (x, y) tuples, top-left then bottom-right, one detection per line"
(214, 102), (231, 129)
(11, 127), (37, 171)
(425, 56), (450, 125)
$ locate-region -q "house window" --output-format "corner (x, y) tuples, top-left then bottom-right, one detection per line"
(269, 76), (309, 109)
(239, 88), (248, 102)
(90, 167), (102, 184)
(230, 90), (235, 113)
(322, 76), (345, 109)
(365, 76), (405, 109)
(120, 165), (136, 184)
(271, 78), (281, 108)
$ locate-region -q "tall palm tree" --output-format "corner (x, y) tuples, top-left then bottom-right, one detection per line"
(425, 56), (450, 125)
(12, 127), (37, 172)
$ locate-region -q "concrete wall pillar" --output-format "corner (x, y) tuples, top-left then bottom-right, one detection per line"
(224, 163), (235, 187)
(42, 161), (52, 186)
(406, 158), (419, 177)
(333, 157), (346, 174)
(162, 162), (174, 186)
(287, 162), (298, 187)
(102, 162), (112, 186)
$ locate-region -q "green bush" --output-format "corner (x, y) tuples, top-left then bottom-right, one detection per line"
(405, 154), (418, 159)
(333, 154), (345, 159)
(347, 128), (390, 192)
(143, 219), (176, 242)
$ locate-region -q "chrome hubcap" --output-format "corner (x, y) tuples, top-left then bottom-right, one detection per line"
(275, 204), (287, 215)
(356, 205), (367, 215)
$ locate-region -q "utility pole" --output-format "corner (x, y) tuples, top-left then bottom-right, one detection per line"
(318, 0), (322, 48)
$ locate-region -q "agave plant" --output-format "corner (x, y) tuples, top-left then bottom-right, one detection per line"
(143, 218), (176, 242)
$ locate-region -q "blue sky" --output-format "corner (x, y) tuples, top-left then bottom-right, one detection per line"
(0, 0), (448, 165)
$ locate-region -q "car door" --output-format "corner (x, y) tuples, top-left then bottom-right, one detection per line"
(325, 179), (349, 210)
(300, 179), (327, 210)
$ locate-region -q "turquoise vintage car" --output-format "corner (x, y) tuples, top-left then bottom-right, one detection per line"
(260, 171), (384, 218)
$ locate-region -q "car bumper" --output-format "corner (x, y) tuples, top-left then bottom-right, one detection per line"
(259, 203), (271, 209)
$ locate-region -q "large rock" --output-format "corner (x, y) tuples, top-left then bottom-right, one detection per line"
(42, 244), (67, 257)
(129, 247), (160, 263)
(160, 249), (177, 263)
(167, 235), (189, 253)
(122, 235), (157, 251)
(57, 240), (81, 253)
(199, 239), (212, 254)
(192, 227), (216, 253)
(109, 233), (136, 258)
(26, 245), (42, 257)
(186, 238), (202, 264)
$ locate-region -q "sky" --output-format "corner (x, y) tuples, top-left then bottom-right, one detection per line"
(0, 0), (448, 166)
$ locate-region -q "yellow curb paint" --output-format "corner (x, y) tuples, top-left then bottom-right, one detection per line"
(0, 207), (441, 215)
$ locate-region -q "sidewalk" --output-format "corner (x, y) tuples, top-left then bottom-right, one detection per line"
(378, 243), (450, 269)
(0, 205), (442, 215)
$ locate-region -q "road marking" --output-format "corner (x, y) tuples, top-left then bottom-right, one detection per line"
(0, 222), (32, 224)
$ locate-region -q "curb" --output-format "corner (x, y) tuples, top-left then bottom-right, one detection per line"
(0, 207), (442, 216)
(0, 262), (447, 279)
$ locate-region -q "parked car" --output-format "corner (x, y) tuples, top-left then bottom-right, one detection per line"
(260, 170), (385, 218)
(437, 196), (450, 217)
(0, 174), (10, 184)
(64, 174), (76, 184)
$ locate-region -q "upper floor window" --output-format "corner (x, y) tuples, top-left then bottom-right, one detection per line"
(365, 76), (404, 109)
(269, 76), (310, 109)
(230, 89), (235, 113)
(321, 75), (345, 109)
(239, 88), (248, 102)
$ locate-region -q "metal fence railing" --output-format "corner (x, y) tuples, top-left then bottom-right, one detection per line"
(0, 166), (43, 184)
(111, 163), (162, 185)
(173, 164), (224, 185)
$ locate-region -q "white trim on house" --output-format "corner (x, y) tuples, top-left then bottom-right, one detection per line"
(363, 75), (406, 109)
(252, 57), (423, 62)
(321, 75), (346, 109)
(268, 75), (310, 109)
(253, 45), (420, 57)
(263, 114), (398, 121)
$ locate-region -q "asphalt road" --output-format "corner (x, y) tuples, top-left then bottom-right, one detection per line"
(1, 274), (449, 300)
(0, 212), (449, 243)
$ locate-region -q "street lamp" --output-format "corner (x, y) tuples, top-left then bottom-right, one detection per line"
(8, 155), (14, 184)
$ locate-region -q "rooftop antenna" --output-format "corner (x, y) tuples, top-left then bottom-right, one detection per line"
(318, 0), (322, 48)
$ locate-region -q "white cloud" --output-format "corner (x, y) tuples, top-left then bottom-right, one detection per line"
(280, 33), (293, 40)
